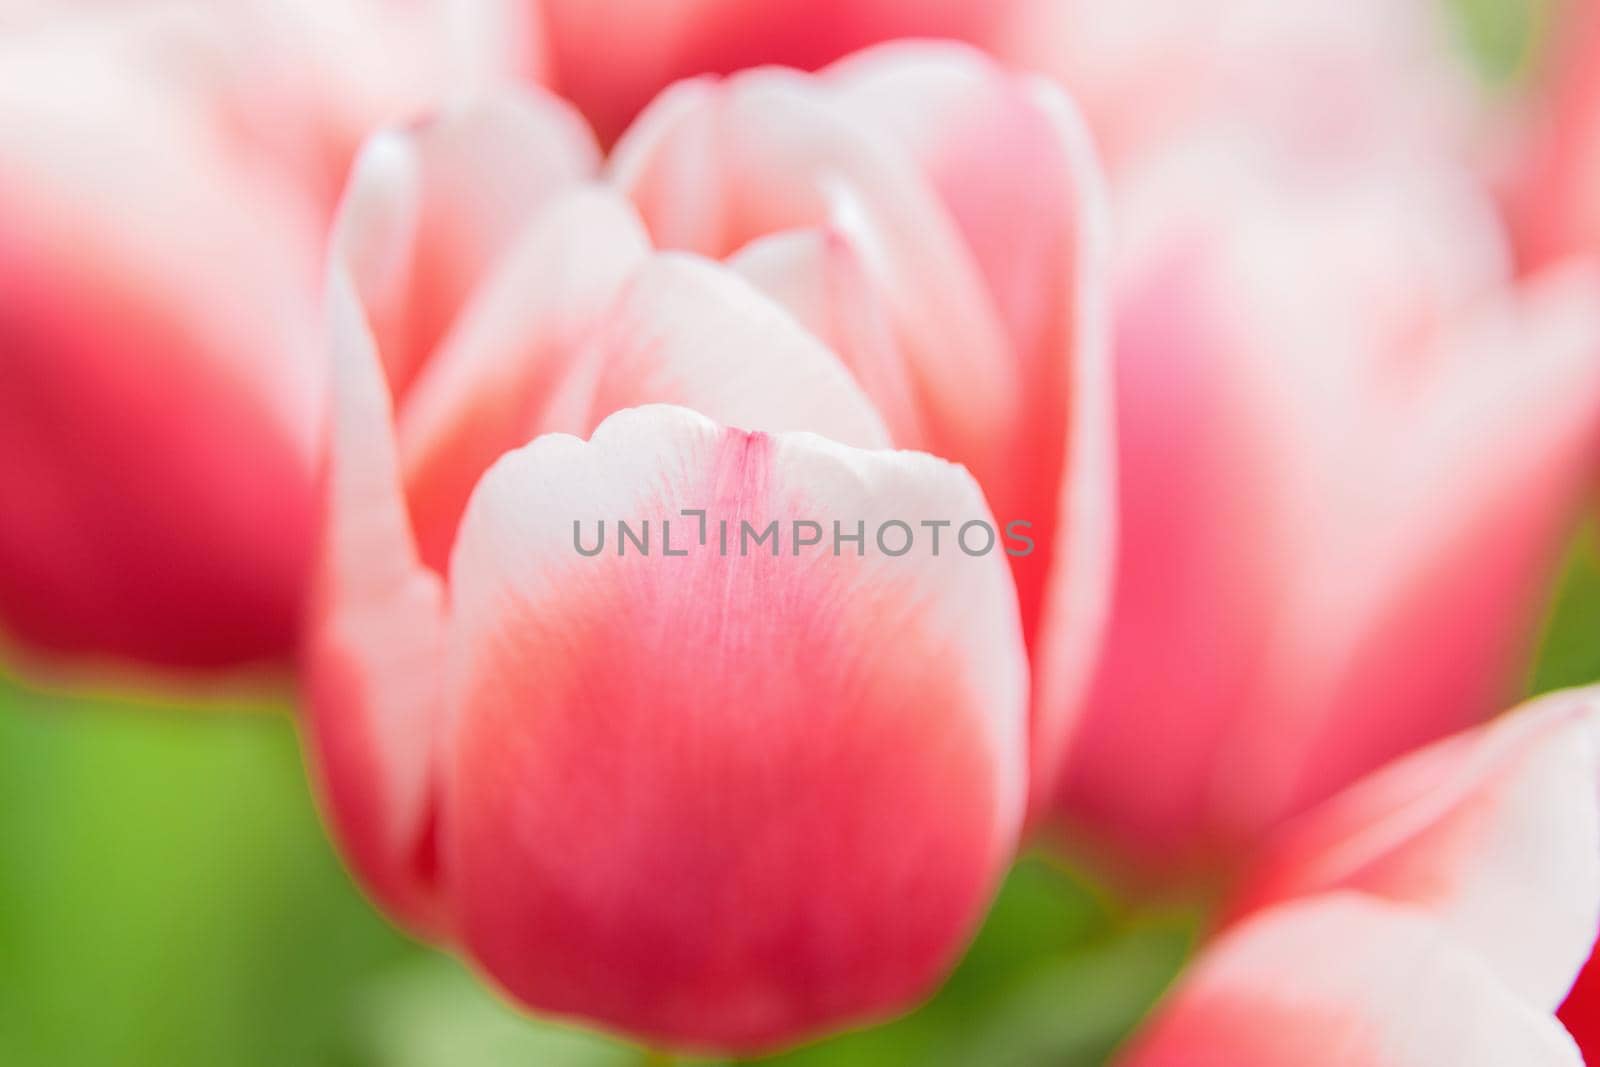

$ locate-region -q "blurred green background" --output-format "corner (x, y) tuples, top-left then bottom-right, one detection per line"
(0, 1), (1582, 1064)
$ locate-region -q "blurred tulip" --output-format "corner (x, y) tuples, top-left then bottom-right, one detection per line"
(1121, 686), (1600, 1066)
(1056, 126), (1600, 874)
(517, 0), (1033, 143)
(510, 0), (1477, 166)
(1510, 0), (1600, 269)
(307, 44), (1111, 1049)
(0, 1), (511, 674)
(996, 0), (1480, 171)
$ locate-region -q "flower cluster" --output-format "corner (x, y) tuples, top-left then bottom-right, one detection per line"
(3, 0), (1600, 1063)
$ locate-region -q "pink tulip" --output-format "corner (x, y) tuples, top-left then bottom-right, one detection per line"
(305, 44), (1110, 1052)
(0, 1), (510, 673)
(608, 41), (1115, 815)
(1057, 127), (1600, 874)
(517, 0), (1033, 144)
(996, 0), (1479, 170)
(1120, 686), (1600, 1066)
(1560, 942), (1600, 1061)
(1511, 0), (1600, 269)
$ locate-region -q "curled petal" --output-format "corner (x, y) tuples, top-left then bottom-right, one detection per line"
(396, 186), (653, 571)
(545, 253), (892, 449)
(1233, 688), (1600, 1011)
(825, 43), (1117, 811)
(1229, 260), (1600, 831)
(443, 404), (1027, 1052)
(610, 66), (1020, 467)
(1122, 895), (1583, 1067)
(330, 91), (599, 399)
(1060, 138), (1600, 867)
(302, 267), (447, 933)
(730, 226), (927, 447)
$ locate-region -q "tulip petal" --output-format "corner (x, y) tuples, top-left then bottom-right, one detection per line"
(331, 91), (599, 400)
(612, 46), (1115, 813)
(610, 66), (1020, 467)
(0, 20), (322, 668)
(1232, 688), (1600, 1011)
(545, 253), (892, 450)
(443, 403), (1027, 1052)
(1508, 0), (1600, 267)
(537, 0), (1025, 144)
(1231, 260), (1600, 829)
(394, 186), (653, 572)
(1059, 135), (1600, 866)
(302, 266), (448, 934)
(1121, 894), (1583, 1067)
(729, 225), (927, 448)
(822, 42), (1116, 810)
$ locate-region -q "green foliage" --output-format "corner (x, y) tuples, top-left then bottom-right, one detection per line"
(0, 685), (413, 1067)
(1527, 521), (1600, 696)
(1446, 0), (1556, 87)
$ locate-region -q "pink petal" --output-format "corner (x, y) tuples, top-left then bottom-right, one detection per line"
(994, 0), (1476, 171)
(536, 0), (1027, 143)
(544, 252), (892, 450)
(1228, 260), (1600, 830)
(443, 404), (1027, 1052)
(609, 67), (1021, 466)
(729, 226), (927, 447)
(1508, 0), (1600, 268)
(301, 265), (448, 935)
(395, 186), (653, 572)
(610, 47), (1115, 813)
(332, 91), (599, 402)
(822, 41), (1116, 813)
(1058, 135), (1600, 868)
(1121, 895), (1583, 1067)
(1232, 688), (1600, 1011)
(0, 19), (322, 669)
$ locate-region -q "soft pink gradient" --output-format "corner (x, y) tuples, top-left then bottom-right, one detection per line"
(1057, 126), (1600, 874)
(521, 0), (1029, 144)
(609, 42), (1116, 816)
(996, 0), (1479, 171)
(0, 1), (513, 674)
(1120, 688), (1600, 1066)
(1511, 0), (1600, 269)
(448, 408), (1025, 1052)
(302, 59), (1100, 1047)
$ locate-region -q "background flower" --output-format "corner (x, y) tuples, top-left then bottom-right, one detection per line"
(1054, 114), (1600, 876)
(2, 1), (1597, 1065)
(1122, 687), (1600, 1066)
(0, 0), (512, 677)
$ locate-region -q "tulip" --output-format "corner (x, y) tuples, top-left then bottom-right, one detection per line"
(306, 43), (1111, 1051)
(1510, 0), (1600, 269)
(1120, 686), (1600, 1066)
(0, 1), (511, 674)
(513, 0), (1477, 166)
(518, 0), (1034, 144)
(608, 41), (1115, 815)
(1056, 126), (1600, 875)
(996, 0), (1479, 170)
